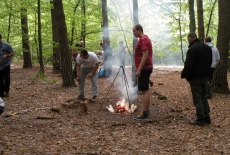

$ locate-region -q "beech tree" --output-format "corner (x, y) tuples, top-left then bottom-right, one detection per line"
(52, 0), (75, 87)
(212, 0), (230, 94)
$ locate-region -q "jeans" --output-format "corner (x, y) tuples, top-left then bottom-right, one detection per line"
(189, 78), (210, 119)
(79, 66), (98, 97)
(0, 65), (11, 96)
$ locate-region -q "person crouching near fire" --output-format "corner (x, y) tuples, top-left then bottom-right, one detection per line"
(76, 49), (100, 102)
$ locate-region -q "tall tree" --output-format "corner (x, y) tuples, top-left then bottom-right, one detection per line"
(189, 0), (196, 33)
(70, 0), (81, 46)
(37, 0), (44, 74)
(53, 0), (75, 87)
(205, 0), (217, 36)
(132, 0), (139, 85)
(102, 0), (110, 44)
(21, 7), (32, 68)
(196, 0), (205, 42)
(81, 0), (86, 44)
(212, 0), (230, 94)
(50, 0), (61, 73)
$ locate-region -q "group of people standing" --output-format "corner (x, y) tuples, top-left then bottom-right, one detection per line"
(0, 24), (220, 124)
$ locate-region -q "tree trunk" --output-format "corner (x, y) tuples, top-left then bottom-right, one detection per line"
(196, 0), (205, 42)
(21, 8), (32, 68)
(189, 0), (196, 33)
(50, 0), (61, 73)
(53, 0), (75, 87)
(206, 0), (217, 36)
(212, 0), (230, 94)
(70, 0), (81, 46)
(102, 0), (110, 44)
(37, 0), (44, 74)
(81, 0), (86, 44)
(132, 0), (139, 86)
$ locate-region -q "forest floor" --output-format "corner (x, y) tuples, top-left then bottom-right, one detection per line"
(0, 64), (230, 155)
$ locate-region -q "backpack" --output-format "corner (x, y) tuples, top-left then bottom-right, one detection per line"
(98, 68), (105, 77)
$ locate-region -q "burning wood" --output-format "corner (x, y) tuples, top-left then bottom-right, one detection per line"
(106, 99), (137, 114)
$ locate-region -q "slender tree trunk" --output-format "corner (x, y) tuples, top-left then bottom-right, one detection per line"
(102, 0), (110, 44)
(81, 0), (86, 44)
(70, 0), (81, 46)
(189, 0), (196, 33)
(132, 0), (139, 85)
(21, 8), (32, 68)
(206, 0), (217, 36)
(53, 0), (75, 87)
(196, 0), (205, 42)
(37, 0), (44, 74)
(212, 0), (230, 94)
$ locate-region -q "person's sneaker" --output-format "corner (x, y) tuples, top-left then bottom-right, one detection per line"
(77, 95), (85, 100)
(91, 96), (97, 102)
(189, 119), (205, 126)
(4, 92), (9, 97)
(134, 112), (149, 120)
(204, 116), (211, 124)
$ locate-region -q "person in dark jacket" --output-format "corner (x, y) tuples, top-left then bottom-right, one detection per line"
(181, 32), (212, 126)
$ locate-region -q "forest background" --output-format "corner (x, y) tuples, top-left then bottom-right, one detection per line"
(0, 0), (230, 92)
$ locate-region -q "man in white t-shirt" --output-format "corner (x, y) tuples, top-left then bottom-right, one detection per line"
(76, 49), (100, 101)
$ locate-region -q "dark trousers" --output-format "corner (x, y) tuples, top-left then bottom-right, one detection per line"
(189, 78), (210, 120)
(0, 65), (11, 96)
(206, 68), (215, 97)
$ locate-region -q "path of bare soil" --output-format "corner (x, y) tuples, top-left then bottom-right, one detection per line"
(0, 64), (230, 155)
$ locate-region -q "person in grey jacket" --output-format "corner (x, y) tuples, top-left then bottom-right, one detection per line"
(204, 37), (220, 99)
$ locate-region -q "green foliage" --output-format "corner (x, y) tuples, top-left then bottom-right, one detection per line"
(0, 0), (220, 66)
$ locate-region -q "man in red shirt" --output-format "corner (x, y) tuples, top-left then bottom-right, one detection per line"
(133, 24), (153, 120)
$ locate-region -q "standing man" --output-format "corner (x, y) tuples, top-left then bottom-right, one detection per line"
(133, 24), (153, 120)
(100, 42), (113, 78)
(204, 37), (220, 99)
(0, 34), (14, 97)
(118, 41), (126, 68)
(76, 49), (100, 101)
(181, 32), (212, 126)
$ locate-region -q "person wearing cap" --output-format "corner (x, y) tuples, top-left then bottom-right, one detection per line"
(0, 34), (14, 97)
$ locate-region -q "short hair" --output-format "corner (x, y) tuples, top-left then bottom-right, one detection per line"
(134, 24), (143, 32)
(80, 49), (88, 56)
(0, 34), (2, 38)
(204, 36), (212, 42)
(188, 32), (197, 39)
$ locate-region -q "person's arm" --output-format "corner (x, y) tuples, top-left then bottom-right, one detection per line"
(76, 63), (81, 82)
(136, 50), (149, 77)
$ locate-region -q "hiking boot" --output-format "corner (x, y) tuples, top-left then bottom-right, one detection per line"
(189, 119), (205, 126)
(4, 92), (9, 97)
(92, 96), (97, 102)
(134, 111), (150, 120)
(204, 116), (211, 124)
(77, 95), (85, 100)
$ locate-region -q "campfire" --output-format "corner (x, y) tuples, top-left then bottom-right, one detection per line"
(106, 99), (137, 114)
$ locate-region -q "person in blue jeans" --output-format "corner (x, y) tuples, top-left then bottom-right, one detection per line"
(0, 34), (14, 97)
(76, 49), (100, 102)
